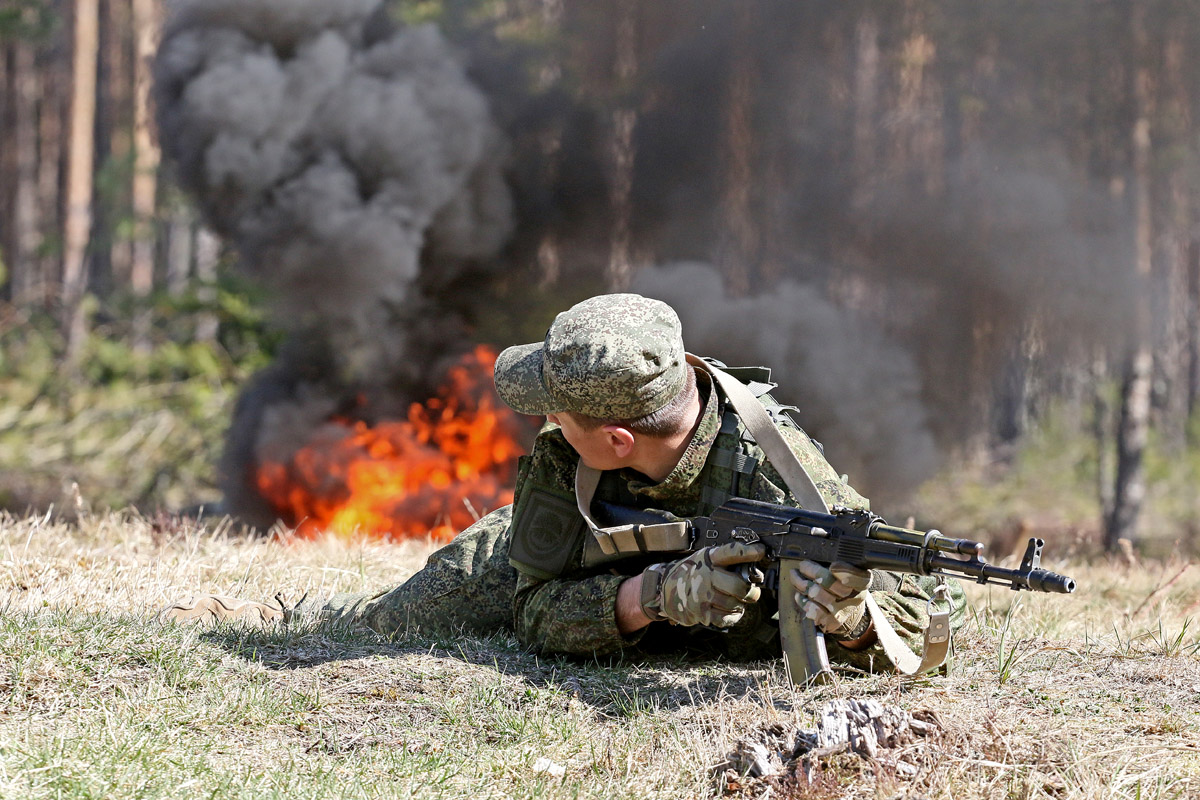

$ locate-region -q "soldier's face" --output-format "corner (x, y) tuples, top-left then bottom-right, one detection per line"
(546, 412), (629, 471)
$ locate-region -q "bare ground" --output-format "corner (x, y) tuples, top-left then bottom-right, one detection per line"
(1, 509), (1198, 799)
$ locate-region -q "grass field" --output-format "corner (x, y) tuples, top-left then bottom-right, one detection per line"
(2, 508), (1199, 800)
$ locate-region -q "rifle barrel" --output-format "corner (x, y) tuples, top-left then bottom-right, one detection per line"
(928, 552), (1076, 593)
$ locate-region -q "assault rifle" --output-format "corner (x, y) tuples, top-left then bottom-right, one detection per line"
(593, 497), (1076, 684)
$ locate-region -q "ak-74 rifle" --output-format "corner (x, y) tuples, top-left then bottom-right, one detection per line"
(593, 497), (1076, 684)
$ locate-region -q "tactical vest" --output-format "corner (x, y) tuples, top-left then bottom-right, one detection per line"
(508, 361), (821, 579)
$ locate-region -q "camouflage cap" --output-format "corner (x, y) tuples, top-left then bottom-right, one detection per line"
(494, 294), (687, 419)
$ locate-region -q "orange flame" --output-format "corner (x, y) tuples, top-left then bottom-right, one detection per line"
(255, 345), (527, 541)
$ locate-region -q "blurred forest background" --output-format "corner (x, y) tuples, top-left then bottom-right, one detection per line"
(3, 0), (1200, 555)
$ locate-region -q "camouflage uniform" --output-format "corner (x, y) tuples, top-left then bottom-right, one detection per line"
(328, 293), (967, 671)
(322, 505), (517, 636)
(506, 368), (967, 666)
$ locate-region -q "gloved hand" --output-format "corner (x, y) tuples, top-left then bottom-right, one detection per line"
(789, 560), (872, 639)
(640, 542), (767, 627)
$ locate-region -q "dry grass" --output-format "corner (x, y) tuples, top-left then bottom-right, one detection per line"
(1, 509), (1199, 799)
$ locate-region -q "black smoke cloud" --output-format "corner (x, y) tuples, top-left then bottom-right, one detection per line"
(155, 0), (512, 388)
(632, 263), (941, 501)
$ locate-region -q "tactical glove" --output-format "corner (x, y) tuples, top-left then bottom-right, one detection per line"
(640, 541), (767, 628)
(789, 560), (872, 640)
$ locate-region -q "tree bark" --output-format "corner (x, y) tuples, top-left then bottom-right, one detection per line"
(10, 36), (41, 305)
(194, 226), (220, 343)
(63, 0), (102, 361)
(605, 0), (638, 291)
(1189, 239), (1200, 432)
(38, 39), (65, 309)
(129, 0), (160, 349)
(1105, 3), (1154, 552)
(714, 2), (757, 298)
(165, 206), (192, 295)
(1150, 27), (1191, 450)
(103, 0), (134, 290)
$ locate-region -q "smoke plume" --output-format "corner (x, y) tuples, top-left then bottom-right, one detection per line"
(155, 0), (512, 387)
(153, 1), (1144, 520)
(155, 0), (514, 524)
(633, 264), (940, 501)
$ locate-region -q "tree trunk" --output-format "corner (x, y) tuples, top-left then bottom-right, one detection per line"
(535, 0), (564, 289)
(38, 40), (65, 309)
(104, 0), (134, 290)
(63, 0), (102, 361)
(194, 226), (220, 343)
(893, 0), (944, 197)
(165, 207), (192, 295)
(11, 37), (41, 305)
(1189, 239), (1200, 433)
(1105, 3), (1154, 552)
(1107, 350), (1152, 550)
(714, 2), (757, 298)
(1092, 356), (1114, 524)
(605, 0), (638, 291)
(0, 45), (11, 298)
(1150, 27), (1191, 450)
(850, 11), (880, 211)
(129, 0), (160, 349)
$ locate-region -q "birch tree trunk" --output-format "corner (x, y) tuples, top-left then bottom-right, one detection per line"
(63, 0), (101, 361)
(165, 208), (192, 295)
(194, 226), (220, 343)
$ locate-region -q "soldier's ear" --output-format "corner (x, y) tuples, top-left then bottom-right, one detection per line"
(602, 425), (636, 458)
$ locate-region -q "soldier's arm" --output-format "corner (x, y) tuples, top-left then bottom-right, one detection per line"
(507, 428), (649, 656)
(513, 570), (646, 655)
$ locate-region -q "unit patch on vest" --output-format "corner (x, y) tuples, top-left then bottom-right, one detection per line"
(508, 488), (585, 580)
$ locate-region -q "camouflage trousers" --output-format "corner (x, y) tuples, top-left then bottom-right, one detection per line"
(321, 506), (518, 637)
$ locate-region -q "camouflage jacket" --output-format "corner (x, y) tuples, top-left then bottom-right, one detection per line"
(509, 370), (966, 668)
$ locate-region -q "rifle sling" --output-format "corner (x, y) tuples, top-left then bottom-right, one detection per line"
(689, 355), (831, 514)
(574, 464), (690, 556)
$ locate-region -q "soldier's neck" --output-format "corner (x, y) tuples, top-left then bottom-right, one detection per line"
(627, 390), (705, 483)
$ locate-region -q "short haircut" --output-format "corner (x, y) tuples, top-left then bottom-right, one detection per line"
(568, 365), (698, 438)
